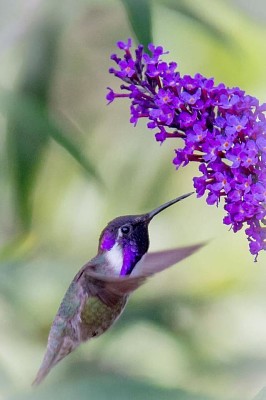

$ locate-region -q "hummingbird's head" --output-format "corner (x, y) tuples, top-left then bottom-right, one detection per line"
(99, 192), (193, 276)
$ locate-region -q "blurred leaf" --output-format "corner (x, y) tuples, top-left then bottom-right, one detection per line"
(5, 13), (100, 233)
(254, 388), (266, 400)
(158, 0), (232, 46)
(6, 17), (60, 231)
(121, 0), (153, 50)
(3, 90), (99, 178)
(8, 374), (217, 400)
(0, 233), (36, 262)
(3, 89), (100, 231)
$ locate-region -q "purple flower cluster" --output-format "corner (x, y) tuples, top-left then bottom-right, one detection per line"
(107, 39), (266, 259)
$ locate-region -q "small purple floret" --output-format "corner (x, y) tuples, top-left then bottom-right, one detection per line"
(107, 39), (266, 259)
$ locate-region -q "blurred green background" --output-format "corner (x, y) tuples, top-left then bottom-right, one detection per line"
(1, 0), (266, 399)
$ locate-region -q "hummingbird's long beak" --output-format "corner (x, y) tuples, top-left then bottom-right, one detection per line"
(146, 192), (194, 222)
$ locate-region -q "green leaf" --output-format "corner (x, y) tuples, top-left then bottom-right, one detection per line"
(121, 0), (153, 49)
(0, 233), (36, 262)
(5, 18), (61, 231)
(6, 97), (48, 231)
(159, 0), (232, 46)
(2, 89), (100, 197)
(4, 14), (100, 233)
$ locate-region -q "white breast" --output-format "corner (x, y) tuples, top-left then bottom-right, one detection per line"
(105, 242), (123, 275)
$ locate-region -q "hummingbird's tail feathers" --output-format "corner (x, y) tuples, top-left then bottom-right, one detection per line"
(32, 348), (57, 386)
(132, 242), (206, 276)
(32, 337), (76, 386)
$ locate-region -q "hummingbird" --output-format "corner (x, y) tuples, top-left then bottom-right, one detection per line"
(33, 192), (203, 385)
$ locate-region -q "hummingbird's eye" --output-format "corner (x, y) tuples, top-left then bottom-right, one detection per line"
(120, 225), (131, 235)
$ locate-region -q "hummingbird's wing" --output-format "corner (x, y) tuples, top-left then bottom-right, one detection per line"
(83, 270), (147, 306)
(132, 243), (205, 276)
(83, 243), (205, 299)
